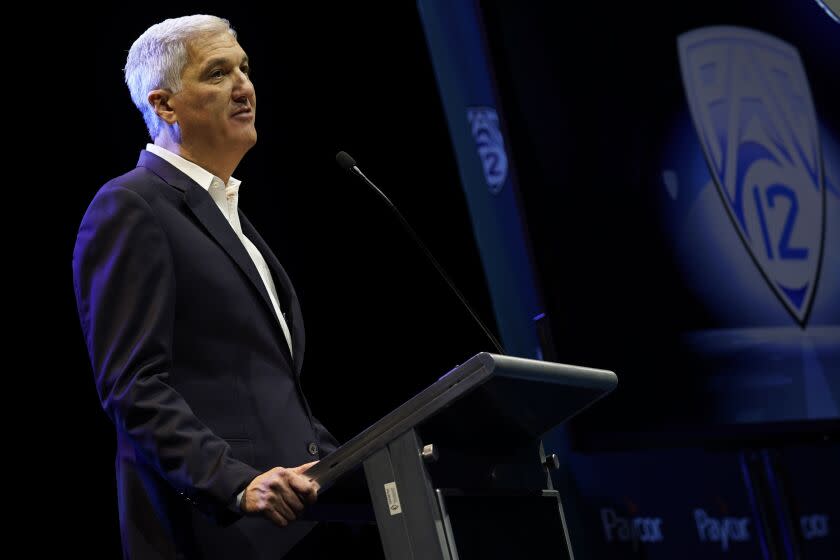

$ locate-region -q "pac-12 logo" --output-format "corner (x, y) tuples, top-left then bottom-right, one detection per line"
(678, 27), (825, 325)
(467, 107), (508, 194)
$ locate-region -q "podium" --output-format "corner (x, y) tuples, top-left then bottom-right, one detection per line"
(307, 352), (617, 559)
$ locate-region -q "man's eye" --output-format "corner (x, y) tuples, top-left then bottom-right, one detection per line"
(241, 66), (250, 75)
(210, 69), (224, 78)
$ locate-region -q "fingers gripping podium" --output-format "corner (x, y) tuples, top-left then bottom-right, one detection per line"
(306, 353), (617, 559)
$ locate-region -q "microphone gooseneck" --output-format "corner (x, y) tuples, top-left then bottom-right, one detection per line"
(335, 151), (504, 354)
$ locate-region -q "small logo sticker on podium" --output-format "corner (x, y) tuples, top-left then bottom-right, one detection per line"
(384, 482), (403, 515)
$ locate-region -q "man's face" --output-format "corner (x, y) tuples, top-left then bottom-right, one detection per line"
(169, 31), (256, 156)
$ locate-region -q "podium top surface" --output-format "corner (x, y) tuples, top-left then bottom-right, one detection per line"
(307, 353), (617, 489)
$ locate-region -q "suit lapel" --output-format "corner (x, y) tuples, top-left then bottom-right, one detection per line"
(239, 211), (306, 375)
(137, 151), (297, 368)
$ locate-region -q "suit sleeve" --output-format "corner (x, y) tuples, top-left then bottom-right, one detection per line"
(72, 184), (260, 524)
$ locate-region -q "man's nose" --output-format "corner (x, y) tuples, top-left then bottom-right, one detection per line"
(232, 69), (254, 99)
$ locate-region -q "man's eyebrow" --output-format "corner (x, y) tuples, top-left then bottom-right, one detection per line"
(201, 55), (249, 73)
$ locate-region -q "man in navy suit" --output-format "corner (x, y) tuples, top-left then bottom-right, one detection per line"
(73, 15), (339, 558)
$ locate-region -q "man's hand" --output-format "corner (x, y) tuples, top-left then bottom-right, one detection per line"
(240, 461), (320, 527)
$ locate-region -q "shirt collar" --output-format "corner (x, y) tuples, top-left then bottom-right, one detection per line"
(146, 143), (242, 192)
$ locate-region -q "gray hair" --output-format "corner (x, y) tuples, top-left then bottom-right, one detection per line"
(124, 15), (237, 140)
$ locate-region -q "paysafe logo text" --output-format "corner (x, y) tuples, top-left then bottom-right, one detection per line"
(694, 508), (751, 551)
(801, 513), (829, 540)
(600, 508), (665, 544)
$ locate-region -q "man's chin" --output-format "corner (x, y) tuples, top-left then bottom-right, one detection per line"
(236, 130), (257, 151)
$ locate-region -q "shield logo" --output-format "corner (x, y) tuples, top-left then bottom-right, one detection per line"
(467, 107), (508, 194)
(678, 27), (825, 325)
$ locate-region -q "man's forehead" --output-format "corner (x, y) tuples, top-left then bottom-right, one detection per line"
(187, 32), (246, 66)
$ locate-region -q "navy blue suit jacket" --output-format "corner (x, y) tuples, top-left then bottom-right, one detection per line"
(73, 150), (338, 559)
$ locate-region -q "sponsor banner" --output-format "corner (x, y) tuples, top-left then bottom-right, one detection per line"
(569, 448), (765, 558)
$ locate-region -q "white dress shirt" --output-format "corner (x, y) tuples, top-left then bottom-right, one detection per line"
(146, 144), (294, 357)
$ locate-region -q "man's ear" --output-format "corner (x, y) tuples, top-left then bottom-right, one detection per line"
(148, 89), (177, 125)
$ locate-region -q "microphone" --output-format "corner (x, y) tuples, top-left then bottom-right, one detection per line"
(335, 151), (504, 354)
